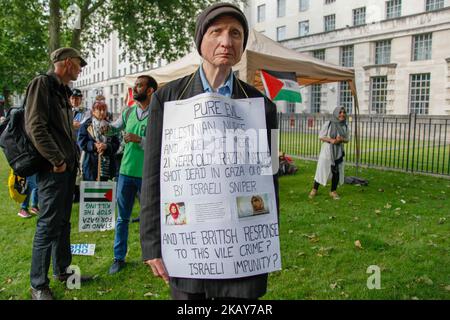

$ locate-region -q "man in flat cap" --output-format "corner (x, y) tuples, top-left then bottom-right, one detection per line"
(25, 47), (92, 300)
(140, 3), (279, 300)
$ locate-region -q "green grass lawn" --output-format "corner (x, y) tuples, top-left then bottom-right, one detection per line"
(0, 153), (449, 300)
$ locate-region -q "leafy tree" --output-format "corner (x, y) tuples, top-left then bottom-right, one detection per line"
(0, 0), (246, 110)
(0, 0), (48, 111)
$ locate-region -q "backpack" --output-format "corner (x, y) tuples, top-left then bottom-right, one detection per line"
(0, 75), (50, 177)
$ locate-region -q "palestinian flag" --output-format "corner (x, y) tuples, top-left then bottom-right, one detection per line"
(84, 187), (113, 203)
(127, 87), (135, 107)
(260, 70), (302, 103)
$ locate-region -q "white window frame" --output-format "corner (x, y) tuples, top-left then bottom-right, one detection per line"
(375, 40), (391, 65)
(257, 4), (266, 23)
(409, 73), (431, 115)
(277, 26), (286, 41)
(353, 7), (366, 26)
(324, 14), (336, 32)
(386, 0), (402, 19)
(412, 33), (432, 61)
(426, 0), (444, 11)
(298, 20), (309, 37)
(277, 0), (286, 17)
(299, 0), (309, 12)
(370, 76), (388, 114)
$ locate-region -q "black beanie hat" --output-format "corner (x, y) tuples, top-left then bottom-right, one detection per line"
(195, 3), (249, 56)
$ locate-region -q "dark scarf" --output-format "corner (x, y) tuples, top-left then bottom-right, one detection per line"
(329, 107), (348, 165)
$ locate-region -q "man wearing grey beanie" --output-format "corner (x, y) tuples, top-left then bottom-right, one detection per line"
(140, 2), (279, 300)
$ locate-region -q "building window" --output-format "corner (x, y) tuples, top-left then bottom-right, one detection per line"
(277, 0), (286, 17)
(426, 0), (444, 11)
(299, 21), (309, 37)
(313, 49), (326, 60)
(386, 0), (402, 19)
(324, 14), (335, 32)
(370, 76), (388, 114)
(287, 103), (296, 113)
(325, 0), (336, 4)
(412, 33), (432, 61)
(339, 81), (353, 114)
(340, 45), (354, 67)
(277, 26), (286, 41)
(375, 40), (391, 65)
(409, 73), (430, 114)
(310, 84), (321, 113)
(121, 83), (124, 94)
(119, 69), (121, 77)
(257, 4), (265, 22)
(353, 7), (366, 26)
(299, 0), (309, 11)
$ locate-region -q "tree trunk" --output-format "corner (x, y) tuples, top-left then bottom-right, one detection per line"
(49, 0), (61, 53)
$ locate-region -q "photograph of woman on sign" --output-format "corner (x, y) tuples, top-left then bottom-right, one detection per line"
(165, 202), (187, 225)
(251, 195), (268, 215)
(237, 194), (271, 218)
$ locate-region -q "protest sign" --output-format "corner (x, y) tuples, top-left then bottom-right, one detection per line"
(160, 93), (281, 279)
(71, 244), (96, 256)
(79, 181), (116, 232)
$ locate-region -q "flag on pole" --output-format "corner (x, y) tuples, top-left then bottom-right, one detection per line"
(260, 70), (302, 103)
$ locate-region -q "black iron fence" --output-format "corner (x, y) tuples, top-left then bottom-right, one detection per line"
(278, 113), (450, 177)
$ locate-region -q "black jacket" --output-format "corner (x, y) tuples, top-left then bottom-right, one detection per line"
(25, 72), (79, 172)
(139, 69), (279, 299)
(78, 118), (120, 181)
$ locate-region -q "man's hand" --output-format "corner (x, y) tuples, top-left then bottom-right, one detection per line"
(73, 121), (81, 129)
(95, 142), (107, 155)
(124, 132), (141, 143)
(53, 161), (67, 173)
(145, 258), (169, 284)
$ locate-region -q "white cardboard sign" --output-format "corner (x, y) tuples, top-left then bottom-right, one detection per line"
(160, 93), (281, 279)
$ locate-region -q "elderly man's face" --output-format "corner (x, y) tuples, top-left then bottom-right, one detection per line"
(200, 15), (244, 70)
(67, 57), (82, 81)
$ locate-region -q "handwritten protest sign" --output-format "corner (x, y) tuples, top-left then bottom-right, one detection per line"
(79, 181), (116, 232)
(160, 93), (281, 279)
(71, 244), (96, 256)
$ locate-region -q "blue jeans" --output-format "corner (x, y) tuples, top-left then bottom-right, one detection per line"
(21, 174), (38, 209)
(113, 174), (141, 261)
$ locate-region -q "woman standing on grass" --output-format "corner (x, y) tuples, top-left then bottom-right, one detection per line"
(309, 106), (349, 200)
